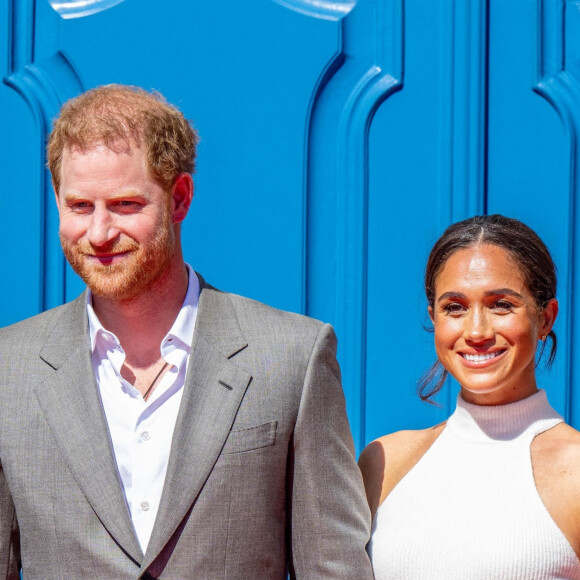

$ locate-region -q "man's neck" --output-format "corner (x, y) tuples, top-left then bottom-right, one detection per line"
(92, 258), (190, 368)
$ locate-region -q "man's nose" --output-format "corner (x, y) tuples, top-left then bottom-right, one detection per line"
(86, 209), (118, 246)
(464, 307), (494, 342)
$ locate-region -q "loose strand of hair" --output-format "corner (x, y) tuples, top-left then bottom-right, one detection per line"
(417, 360), (448, 404)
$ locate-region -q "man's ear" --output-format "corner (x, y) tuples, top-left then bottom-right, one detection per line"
(171, 173), (194, 224)
(53, 182), (61, 210)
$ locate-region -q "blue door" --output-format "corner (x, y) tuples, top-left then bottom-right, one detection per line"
(1, 0), (578, 452)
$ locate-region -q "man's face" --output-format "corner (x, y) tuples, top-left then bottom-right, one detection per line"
(56, 143), (176, 302)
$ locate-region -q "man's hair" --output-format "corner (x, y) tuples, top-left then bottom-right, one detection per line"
(47, 84), (199, 192)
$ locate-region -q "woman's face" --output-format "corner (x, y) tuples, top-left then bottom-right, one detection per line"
(429, 244), (558, 405)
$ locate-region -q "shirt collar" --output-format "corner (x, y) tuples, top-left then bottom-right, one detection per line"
(87, 263), (200, 356)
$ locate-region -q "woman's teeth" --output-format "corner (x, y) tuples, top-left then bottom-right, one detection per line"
(463, 351), (503, 362)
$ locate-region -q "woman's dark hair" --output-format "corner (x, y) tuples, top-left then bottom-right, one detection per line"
(419, 214), (557, 402)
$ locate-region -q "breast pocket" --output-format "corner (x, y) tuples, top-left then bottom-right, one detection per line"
(221, 421), (277, 454)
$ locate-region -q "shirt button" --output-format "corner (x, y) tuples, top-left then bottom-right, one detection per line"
(141, 431), (151, 441)
(140, 501), (150, 511)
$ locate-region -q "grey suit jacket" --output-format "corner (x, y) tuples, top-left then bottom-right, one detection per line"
(0, 276), (373, 579)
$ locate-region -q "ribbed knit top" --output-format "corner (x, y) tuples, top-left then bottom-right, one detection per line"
(368, 390), (580, 579)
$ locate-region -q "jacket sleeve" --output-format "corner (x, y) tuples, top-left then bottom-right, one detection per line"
(287, 323), (374, 579)
(0, 462), (20, 579)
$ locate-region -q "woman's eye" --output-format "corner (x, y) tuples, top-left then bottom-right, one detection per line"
(492, 300), (514, 312)
(443, 303), (466, 315)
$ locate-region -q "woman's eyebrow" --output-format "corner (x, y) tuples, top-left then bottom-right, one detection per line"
(437, 291), (466, 303)
(436, 288), (524, 304)
(483, 288), (524, 300)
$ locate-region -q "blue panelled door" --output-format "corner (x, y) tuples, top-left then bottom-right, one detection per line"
(1, 0), (579, 453)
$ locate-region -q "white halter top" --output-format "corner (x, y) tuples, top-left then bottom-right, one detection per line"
(368, 390), (580, 579)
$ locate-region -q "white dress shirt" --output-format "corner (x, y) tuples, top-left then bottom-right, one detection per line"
(87, 265), (199, 552)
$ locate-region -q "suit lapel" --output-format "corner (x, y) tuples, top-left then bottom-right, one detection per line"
(34, 294), (143, 564)
(143, 281), (252, 564)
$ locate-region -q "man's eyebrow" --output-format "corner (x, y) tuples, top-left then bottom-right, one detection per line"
(62, 191), (144, 201)
(62, 192), (83, 200)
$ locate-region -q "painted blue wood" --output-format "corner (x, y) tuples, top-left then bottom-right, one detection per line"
(485, 0), (578, 427)
(364, 0), (488, 444)
(306, 0), (403, 452)
(1, 0), (580, 454)
(1, 0), (82, 323)
(531, 0), (580, 427)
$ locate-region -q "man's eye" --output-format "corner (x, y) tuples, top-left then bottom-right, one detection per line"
(71, 201), (90, 210)
(115, 201), (141, 210)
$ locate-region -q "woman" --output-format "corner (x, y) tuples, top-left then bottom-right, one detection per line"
(359, 214), (580, 579)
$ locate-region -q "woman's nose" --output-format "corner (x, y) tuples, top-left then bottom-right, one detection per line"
(464, 307), (494, 342)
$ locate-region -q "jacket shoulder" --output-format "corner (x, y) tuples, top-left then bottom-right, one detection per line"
(0, 296), (84, 347)
(221, 290), (327, 337)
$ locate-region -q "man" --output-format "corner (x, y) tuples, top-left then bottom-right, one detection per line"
(0, 85), (373, 579)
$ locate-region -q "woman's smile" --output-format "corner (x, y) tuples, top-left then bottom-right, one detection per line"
(459, 349), (507, 366)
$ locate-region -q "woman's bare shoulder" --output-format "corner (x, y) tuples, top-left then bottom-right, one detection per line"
(359, 422), (446, 518)
(532, 422), (580, 558)
(534, 421), (580, 458)
(533, 423), (580, 485)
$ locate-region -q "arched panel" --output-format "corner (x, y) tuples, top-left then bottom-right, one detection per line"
(49, 0), (343, 315)
(365, 0), (488, 443)
(523, 0), (580, 428)
(1, 0), (82, 324)
(305, 0), (403, 451)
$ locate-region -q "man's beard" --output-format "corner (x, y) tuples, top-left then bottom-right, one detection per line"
(60, 217), (176, 303)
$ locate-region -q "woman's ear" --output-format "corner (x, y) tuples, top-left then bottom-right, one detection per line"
(539, 298), (558, 338)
